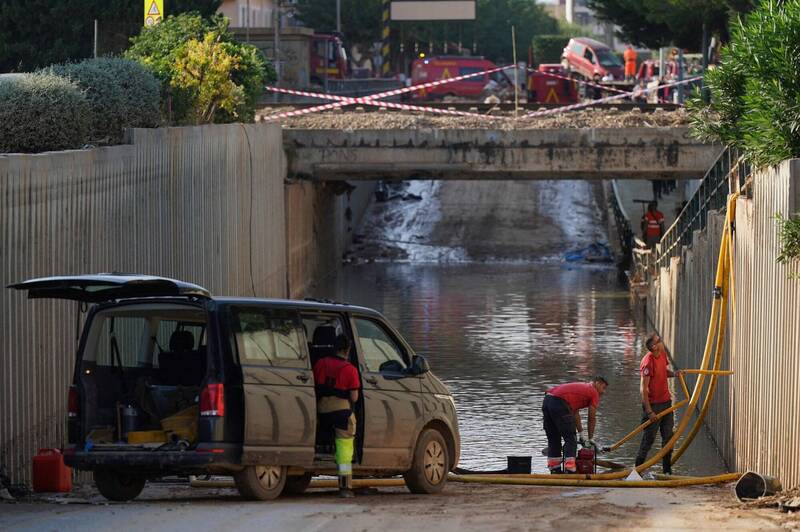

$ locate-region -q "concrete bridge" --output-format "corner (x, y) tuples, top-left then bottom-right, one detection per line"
(283, 128), (718, 181)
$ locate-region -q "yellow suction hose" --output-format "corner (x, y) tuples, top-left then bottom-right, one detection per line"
(448, 472), (741, 488)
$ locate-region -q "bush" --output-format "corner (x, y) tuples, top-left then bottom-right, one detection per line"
(0, 73), (91, 153)
(125, 13), (273, 124)
(45, 58), (161, 143)
(689, 0), (800, 167)
(532, 35), (569, 65)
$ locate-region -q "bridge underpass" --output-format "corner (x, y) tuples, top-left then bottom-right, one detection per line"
(283, 128), (719, 181)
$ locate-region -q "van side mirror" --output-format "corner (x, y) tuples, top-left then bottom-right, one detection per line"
(408, 355), (430, 376)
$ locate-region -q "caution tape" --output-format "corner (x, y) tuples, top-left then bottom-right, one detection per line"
(529, 67), (675, 105)
(262, 86), (505, 121)
(263, 65), (510, 121)
(519, 76), (701, 119)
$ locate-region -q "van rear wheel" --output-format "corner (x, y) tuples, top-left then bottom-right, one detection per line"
(234, 465), (287, 501)
(93, 470), (146, 502)
(404, 429), (449, 494)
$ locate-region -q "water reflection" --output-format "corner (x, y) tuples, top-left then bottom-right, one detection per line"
(322, 262), (726, 475)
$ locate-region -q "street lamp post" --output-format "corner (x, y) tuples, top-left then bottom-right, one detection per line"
(336, 0), (341, 33)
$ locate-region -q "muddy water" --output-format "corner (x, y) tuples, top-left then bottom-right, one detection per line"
(323, 180), (726, 476)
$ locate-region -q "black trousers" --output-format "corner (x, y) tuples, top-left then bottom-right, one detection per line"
(635, 401), (674, 474)
(542, 395), (576, 462)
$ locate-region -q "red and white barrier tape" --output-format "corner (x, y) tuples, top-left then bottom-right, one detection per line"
(528, 67), (627, 95)
(520, 76), (701, 119)
(262, 86), (505, 120)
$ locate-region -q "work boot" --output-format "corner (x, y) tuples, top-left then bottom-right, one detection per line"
(338, 475), (354, 498)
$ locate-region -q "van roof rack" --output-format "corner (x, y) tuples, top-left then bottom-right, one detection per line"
(303, 297), (349, 306)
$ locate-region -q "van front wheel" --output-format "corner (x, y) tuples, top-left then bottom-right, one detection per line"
(94, 470), (145, 501)
(234, 465), (287, 501)
(404, 429), (449, 494)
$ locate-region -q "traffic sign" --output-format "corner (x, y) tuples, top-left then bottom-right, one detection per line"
(144, 0), (163, 26)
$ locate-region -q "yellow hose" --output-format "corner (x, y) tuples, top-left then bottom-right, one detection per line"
(682, 369), (734, 376)
(607, 399), (688, 452)
(449, 472), (741, 488)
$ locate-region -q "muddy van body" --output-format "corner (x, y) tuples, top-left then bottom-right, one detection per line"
(11, 274), (460, 501)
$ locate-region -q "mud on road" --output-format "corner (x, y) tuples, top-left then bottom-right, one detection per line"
(2, 481), (793, 531)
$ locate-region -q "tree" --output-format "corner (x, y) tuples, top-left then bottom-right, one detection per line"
(689, 0), (800, 167)
(0, 0), (221, 72)
(294, 0), (558, 65)
(586, 0), (754, 49)
(126, 13), (272, 124)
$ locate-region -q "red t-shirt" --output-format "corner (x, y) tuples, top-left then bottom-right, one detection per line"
(313, 356), (360, 392)
(640, 351), (671, 403)
(547, 382), (600, 412)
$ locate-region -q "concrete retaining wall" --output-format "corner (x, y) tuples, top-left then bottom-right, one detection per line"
(647, 160), (800, 488)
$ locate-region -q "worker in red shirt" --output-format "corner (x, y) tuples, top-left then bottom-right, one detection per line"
(641, 201), (666, 248)
(542, 377), (608, 473)
(313, 334), (361, 497)
(635, 333), (682, 475)
(623, 44), (637, 82)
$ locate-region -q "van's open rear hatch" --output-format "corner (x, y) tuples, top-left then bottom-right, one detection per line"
(8, 274), (210, 302)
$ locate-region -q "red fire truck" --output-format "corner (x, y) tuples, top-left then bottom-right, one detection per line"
(527, 64), (578, 104)
(310, 34), (348, 84)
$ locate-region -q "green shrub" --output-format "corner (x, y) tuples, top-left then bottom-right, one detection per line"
(125, 13), (273, 124)
(0, 73), (91, 153)
(775, 212), (800, 278)
(689, 0), (800, 167)
(45, 57), (161, 143)
(532, 35), (569, 65)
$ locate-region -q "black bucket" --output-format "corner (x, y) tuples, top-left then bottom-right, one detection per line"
(507, 456), (532, 474)
(734, 471), (782, 501)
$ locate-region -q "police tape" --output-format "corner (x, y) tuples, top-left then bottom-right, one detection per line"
(262, 65), (510, 121)
(519, 76), (702, 119)
(261, 86), (505, 120)
(528, 67), (628, 95)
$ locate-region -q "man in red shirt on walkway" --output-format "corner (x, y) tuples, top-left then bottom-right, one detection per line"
(542, 377), (608, 473)
(641, 201), (666, 248)
(635, 333), (682, 475)
(313, 334), (361, 497)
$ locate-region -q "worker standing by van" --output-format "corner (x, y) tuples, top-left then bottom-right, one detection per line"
(635, 333), (682, 475)
(542, 377), (608, 473)
(624, 45), (637, 82)
(313, 334), (361, 498)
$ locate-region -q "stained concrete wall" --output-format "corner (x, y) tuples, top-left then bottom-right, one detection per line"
(284, 128), (719, 181)
(647, 160), (800, 488)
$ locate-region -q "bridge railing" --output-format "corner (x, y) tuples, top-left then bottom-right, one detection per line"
(654, 146), (750, 268)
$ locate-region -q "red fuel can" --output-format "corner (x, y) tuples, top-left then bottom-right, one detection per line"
(576, 448), (596, 474)
(32, 448), (72, 493)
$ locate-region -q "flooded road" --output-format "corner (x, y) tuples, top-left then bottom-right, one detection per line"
(325, 180), (726, 476)
(324, 262), (726, 475)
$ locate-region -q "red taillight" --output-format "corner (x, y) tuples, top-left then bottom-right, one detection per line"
(200, 383), (225, 417)
(68, 386), (79, 418)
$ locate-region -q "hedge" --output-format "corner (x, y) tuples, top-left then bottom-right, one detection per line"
(533, 35), (570, 66)
(0, 73), (91, 153)
(45, 57), (161, 143)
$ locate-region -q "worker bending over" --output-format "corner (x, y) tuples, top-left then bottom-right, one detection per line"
(542, 377), (608, 473)
(635, 333), (682, 475)
(313, 334), (360, 498)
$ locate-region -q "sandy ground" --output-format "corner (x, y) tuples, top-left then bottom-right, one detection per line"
(2, 481), (796, 531)
(264, 107), (690, 130)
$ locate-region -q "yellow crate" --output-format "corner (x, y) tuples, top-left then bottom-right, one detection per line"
(161, 405), (199, 443)
(127, 430), (168, 444)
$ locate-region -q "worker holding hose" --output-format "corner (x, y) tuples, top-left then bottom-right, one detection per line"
(635, 333), (682, 475)
(542, 377), (608, 473)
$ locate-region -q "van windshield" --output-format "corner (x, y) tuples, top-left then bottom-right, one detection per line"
(596, 49), (622, 68)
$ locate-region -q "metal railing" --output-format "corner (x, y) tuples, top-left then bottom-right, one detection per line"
(655, 146), (750, 268)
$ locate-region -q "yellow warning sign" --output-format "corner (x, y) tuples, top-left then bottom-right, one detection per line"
(545, 87), (560, 104)
(144, 0), (164, 26)
(441, 67), (452, 79)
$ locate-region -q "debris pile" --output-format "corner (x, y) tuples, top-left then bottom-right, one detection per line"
(260, 107), (691, 130)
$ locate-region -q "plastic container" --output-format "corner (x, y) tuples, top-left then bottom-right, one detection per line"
(576, 448), (596, 474)
(506, 456), (532, 474)
(32, 448), (72, 493)
(160, 405), (199, 443)
(127, 430), (168, 444)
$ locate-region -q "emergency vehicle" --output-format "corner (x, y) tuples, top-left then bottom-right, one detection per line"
(527, 64), (579, 104)
(410, 56), (510, 100)
(310, 33), (348, 84)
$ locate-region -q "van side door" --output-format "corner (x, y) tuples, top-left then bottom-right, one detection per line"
(352, 315), (424, 469)
(229, 306), (316, 466)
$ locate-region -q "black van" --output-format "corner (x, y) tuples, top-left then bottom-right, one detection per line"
(11, 274), (460, 501)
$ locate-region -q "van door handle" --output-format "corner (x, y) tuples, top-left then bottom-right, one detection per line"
(296, 373), (310, 382)
(365, 376), (378, 385)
